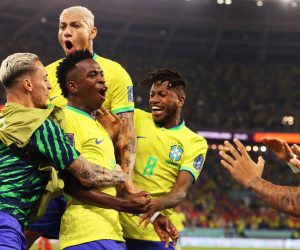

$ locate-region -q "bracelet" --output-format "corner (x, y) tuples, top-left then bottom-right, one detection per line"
(150, 211), (161, 223)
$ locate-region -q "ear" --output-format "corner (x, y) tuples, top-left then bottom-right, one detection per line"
(67, 81), (78, 94)
(23, 78), (33, 92)
(177, 95), (185, 108)
(90, 26), (97, 40)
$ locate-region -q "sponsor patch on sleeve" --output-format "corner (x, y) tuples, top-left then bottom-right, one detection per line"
(128, 86), (134, 102)
(66, 133), (75, 146)
(193, 154), (204, 171)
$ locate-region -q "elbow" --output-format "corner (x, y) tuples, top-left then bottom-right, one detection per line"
(78, 178), (95, 188)
(176, 191), (187, 204)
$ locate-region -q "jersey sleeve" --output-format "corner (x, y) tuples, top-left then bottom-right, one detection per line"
(109, 65), (135, 114)
(180, 137), (208, 181)
(30, 119), (80, 171)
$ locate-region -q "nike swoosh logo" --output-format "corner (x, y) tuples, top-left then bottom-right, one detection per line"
(49, 96), (58, 102)
(137, 136), (146, 139)
(95, 138), (104, 144)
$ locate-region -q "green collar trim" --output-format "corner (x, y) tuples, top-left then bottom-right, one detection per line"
(168, 120), (185, 131)
(93, 53), (98, 61)
(155, 119), (185, 131)
(65, 106), (94, 120)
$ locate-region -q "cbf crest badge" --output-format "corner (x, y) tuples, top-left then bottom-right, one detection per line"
(169, 145), (183, 162)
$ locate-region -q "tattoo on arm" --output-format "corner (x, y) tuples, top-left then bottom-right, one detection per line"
(249, 177), (300, 217)
(116, 112), (136, 175)
(68, 156), (126, 188)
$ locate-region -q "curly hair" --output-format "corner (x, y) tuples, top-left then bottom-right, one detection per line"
(139, 68), (187, 96)
(56, 50), (93, 98)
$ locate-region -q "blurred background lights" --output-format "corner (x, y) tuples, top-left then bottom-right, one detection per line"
(256, 0), (263, 6)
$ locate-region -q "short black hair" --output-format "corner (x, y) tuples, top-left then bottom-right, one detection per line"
(139, 68), (187, 96)
(56, 49), (93, 98)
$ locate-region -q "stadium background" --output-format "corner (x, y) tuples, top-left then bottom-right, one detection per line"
(1, 0), (300, 249)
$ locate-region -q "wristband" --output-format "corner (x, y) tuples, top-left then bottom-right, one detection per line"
(150, 211), (160, 223)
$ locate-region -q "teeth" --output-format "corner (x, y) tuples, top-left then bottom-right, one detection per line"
(152, 106), (162, 111)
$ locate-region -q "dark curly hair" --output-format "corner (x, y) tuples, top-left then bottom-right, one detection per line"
(56, 50), (94, 98)
(139, 68), (187, 96)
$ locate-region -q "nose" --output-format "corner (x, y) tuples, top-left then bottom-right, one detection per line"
(150, 94), (159, 105)
(63, 26), (72, 38)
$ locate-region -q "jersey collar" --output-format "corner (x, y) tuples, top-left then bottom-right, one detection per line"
(155, 119), (185, 131)
(65, 105), (95, 120)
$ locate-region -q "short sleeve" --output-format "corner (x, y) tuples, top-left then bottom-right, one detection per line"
(180, 137), (208, 181)
(30, 119), (80, 171)
(109, 65), (135, 114)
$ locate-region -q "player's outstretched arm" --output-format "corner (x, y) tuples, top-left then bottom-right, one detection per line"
(61, 170), (151, 214)
(139, 171), (194, 228)
(220, 138), (300, 218)
(261, 137), (294, 162)
(67, 156), (126, 188)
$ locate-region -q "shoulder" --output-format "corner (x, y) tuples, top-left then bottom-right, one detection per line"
(96, 55), (130, 77)
(46, 58), (63, 72)
(134, 108), (151, 120)
(182, 126), (207, 147)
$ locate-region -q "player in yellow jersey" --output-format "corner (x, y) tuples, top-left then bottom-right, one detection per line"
(48, 6), (137, 193)
(119, 68), (208, 250)
(54, 50), (150, 249)
(27, 5), (138, 245)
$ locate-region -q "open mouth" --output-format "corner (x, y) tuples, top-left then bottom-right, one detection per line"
(98, 87), (107, 98)
(65, 41), (73, 50)
(151, 106), (163, 114)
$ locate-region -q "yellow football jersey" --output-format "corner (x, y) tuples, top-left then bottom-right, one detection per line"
(120, 109), (207, 241)
(59, 106), (124, 249)
(46, 54), (134, 114)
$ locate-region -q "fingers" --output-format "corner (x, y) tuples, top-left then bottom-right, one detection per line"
(138, 213), (151, 229)
(233, 139), (249, 159)
(99, 106), (109, 115)
(220, 158), (234, 173)
(167, 221), (179, 246)
(257, 156), (265, 167)
(112, 113), (121, 122)
(224, 140), (241, 160)
(291, 144), (300, 157)
(283, 142), (294, 159)
(219, 150), (236, 168)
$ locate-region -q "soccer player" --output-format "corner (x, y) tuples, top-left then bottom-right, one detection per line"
(219, 138), (300, 218)
(27, 5), (138, 244)
(120, 68), (208, 250)
(0, 53), (127, 250)
(53, 50), (150, 250)
(48, 6), (137, 192)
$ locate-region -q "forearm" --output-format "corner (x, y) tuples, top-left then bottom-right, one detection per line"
(249, 177), (300, 217)
(156, 191), (186, 211)
(62, 171), (126, 211)
(68, 156), (126, 188)
(117, 112), (136, 175)
(64, 186), (126, 211)
(119, 134), (136, 176)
